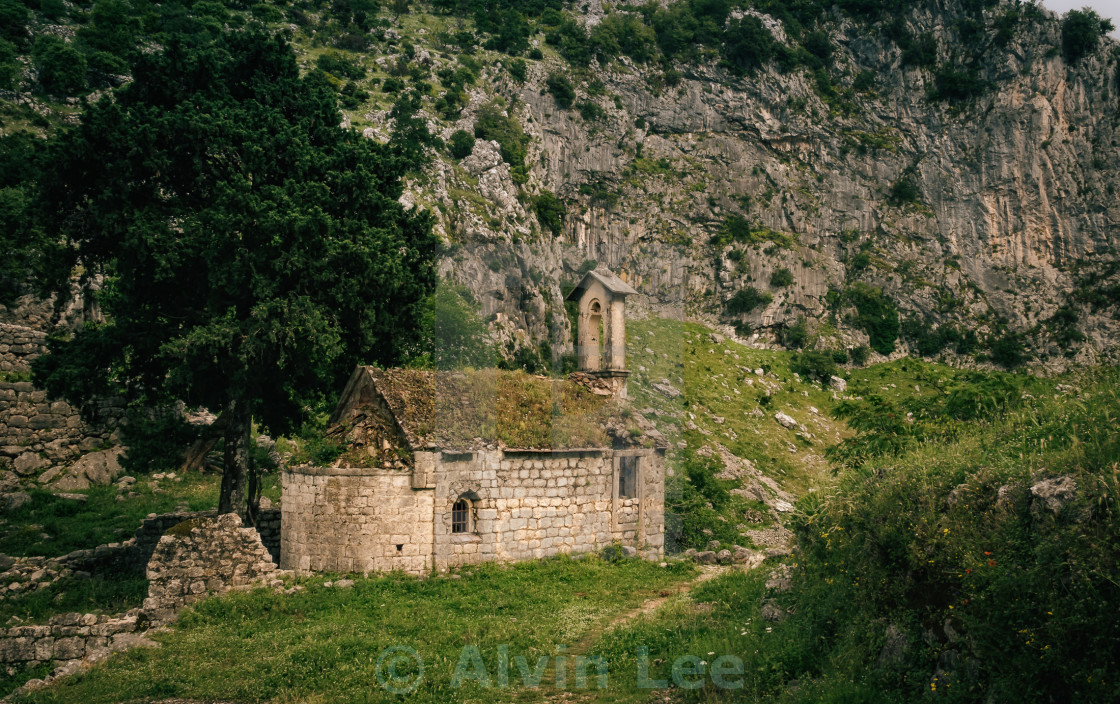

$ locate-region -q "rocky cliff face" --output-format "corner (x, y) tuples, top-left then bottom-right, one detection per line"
(407, 0), (1120, 367)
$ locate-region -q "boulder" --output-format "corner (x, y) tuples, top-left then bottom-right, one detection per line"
(829, 375), (847, 392)
(716, 549), (732, 564)
(1030, 476), (1077, 515)
(2, 491), (31, 512)
(13, 452), (46, 477)
(620, 545), (638, 558)
(652, 381), (681, 398)
(695, 551), (717, 565)
(774, 412), (798, 429)
(52, 447), (125, 490)
(877, 623), (910, 667)
(760, 599), (786, 622)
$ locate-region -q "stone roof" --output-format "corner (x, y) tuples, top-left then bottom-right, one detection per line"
(565, 268), (638, 300)
(325, 367), (651, 466)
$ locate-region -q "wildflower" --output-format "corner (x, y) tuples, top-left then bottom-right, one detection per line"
(988, 559), (997, 566)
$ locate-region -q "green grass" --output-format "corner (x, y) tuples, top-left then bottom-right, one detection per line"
(0, 575), (148, 625)
(14, 556), (696, 704)
(628, 317), (843, 498)
(0, 472), (224, 558)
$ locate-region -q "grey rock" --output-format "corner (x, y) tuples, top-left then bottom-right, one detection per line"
(3, 492), (31, 511)
(877, 624), (910, 667)
(1030, 476), (1077, 514)
(13, 452), (45, 476)
(760, 599), (786, 622)
(695, 550), (717, 565)
(829, 376), (847, 392)
(715, 549), (732, 564)
(774, 412), (798, 429)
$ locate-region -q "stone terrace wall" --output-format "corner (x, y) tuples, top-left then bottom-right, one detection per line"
(281, 466), (435, 575)
(0, 611), (147, 676)
(0, 324), (124, 482)
(142, 514), (279, 623)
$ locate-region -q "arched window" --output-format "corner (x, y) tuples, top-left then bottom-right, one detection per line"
(452, 498), (470, 534)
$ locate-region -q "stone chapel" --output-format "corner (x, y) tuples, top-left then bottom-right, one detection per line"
(280, 267), (666, 575)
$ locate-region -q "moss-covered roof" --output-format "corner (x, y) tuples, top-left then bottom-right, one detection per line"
(328, 367), (645, 465)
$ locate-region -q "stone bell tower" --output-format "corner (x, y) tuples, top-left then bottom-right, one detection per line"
(565, 267), (637, 397)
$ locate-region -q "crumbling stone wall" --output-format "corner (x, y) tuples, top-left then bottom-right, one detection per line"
(0, 611), (146, 675)
(281, 447), (666, 576)
(142, 514), (278, 623)
(0, 324), (123, 482)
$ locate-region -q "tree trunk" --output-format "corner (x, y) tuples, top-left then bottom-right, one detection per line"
(217, 398), (251, 519)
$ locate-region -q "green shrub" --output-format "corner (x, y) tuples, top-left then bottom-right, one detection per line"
(848, 344), (870, 366)
(317, 51), (366, 80)
(33, 36), (86, 95)
(474, 102), (530, 184)
(0, 38), (18, 91)
(782, 315), (810, 349)
(927, 64), (987, 102)
(507, 58), (527, 82)
(527, 47), (543, 60)
(888, 174), (921, 205)
(900, 32), (937, 67)
(338, 81), (369, 109)
(770, 267), (794, 287)
(577, 100), (605, 121)
(448, 129), (475, 159)
(546, 72), (575, 108)
(0, 0), (29, 48)
(800, 368), (1120, 702)
(1061, 8), (1113, 64)
(843, 282), (899, 355)
(722, 15), (775, 73)
(792, 349), (838, 384)
(988, 329), (1029, 368)
(534, 189), (564, 236)
(724, 287), (772, 315)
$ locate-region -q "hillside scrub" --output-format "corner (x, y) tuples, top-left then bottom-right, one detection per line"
(787, 366), (1120, 701)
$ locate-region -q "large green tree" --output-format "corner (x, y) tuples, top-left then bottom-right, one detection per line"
(33, 31), (438, 518)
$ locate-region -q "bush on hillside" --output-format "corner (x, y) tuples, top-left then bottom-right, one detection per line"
(33, 36), (86, 95)
(1061, 8), (1113, 64)
(546, 72), (575, 108)
(448, 129), (475, 159)
(725, 287), (772, 315)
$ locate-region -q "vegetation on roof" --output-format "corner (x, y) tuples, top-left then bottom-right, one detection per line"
(355, 368), (623, 453)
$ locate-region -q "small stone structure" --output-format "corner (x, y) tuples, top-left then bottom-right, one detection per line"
(282, 272), (666, 576)
(565, 267), (637, 398)
(142, 514), (279, 623)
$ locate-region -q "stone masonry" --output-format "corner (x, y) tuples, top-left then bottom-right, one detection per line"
(281, 447), (666, 576)
(0, 324), (123, 483)
(142, 514), (279, 623)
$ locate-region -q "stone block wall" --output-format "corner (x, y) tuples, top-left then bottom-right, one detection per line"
(142, 514), (278, 623)
(432, 448), (665, 571)
(255, 508), (281, 563)
(281, 467), (435, 575)
(0, 611), (145, 674)
(0, 324), (123, 481)
(281, 447), (666, 577)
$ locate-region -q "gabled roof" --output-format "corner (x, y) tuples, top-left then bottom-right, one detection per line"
(565, 268), (638, 301)
(326, 367), (635, 462)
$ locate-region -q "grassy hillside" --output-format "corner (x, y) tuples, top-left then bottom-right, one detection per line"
(4, 316), (1118, 702)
